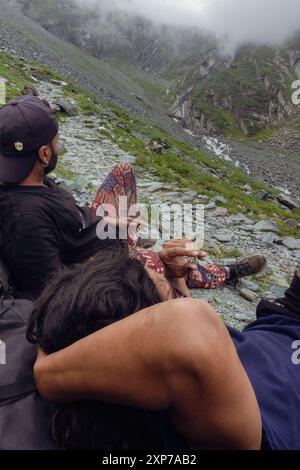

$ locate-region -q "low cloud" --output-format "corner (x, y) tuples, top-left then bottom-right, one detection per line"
(75, 0), (300, 51)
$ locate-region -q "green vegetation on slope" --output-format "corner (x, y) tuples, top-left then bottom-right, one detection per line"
(191, 46), (298, 138)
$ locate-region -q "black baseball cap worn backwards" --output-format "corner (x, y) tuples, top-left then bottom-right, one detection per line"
(0, 95), (59, 184)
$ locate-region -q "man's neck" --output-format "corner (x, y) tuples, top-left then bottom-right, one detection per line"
(19, 175), (45, 187)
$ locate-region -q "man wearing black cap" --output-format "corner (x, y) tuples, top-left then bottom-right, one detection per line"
(0, 96), (121, 299)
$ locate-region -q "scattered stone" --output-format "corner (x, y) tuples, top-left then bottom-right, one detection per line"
(50, 103), (62, 113)
(285, 219), (299, 230)
(148, 140), (164, 154)
(204, 239), (222, 255)
(265, 285), (286, 300)
(210, 207), (228, 217)
(50, 79), (67, 86)
(240, 280), (260, 292)
(227, 214), (254, 225)
(184, 190), (198, 199)
(257, 190), (271, 201)
(213, 232), (233, 243)
(240, 224), (256, 232)
(273, 235), (283, 244)
(204, 202), (217, 210)
(282, 237), (300, 250)
(239, 288), (260, 303)
(235, 312), (254, 322)
(261, 232), (275, 246)
(242, 184), (252, 192)
(22, 84), (39, 96)
(210, 195), (227, 205)
(277, 194), (299, 210)
(253, 220), (278, 233)
(142, 182), (165, 193)
(272, 273), (289, 289)
(53, 99), (78, 116)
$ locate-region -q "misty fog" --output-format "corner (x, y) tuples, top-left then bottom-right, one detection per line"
(74, 0), (300, 51)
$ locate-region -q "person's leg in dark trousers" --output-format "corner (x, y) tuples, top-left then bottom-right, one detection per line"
(257, 268), (300, 320)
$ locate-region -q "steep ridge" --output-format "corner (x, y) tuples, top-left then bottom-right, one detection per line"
(0, 0), (193, 141)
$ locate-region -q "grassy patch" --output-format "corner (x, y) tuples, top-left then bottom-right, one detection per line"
(0, 50), (61, 101)
(110, 121), (300, 236)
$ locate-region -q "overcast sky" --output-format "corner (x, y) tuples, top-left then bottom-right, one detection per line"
(77, 0), (300, 50)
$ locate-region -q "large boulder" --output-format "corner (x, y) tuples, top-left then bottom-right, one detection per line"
(52, 99), (78, 116)
(282, 237), (300, 250)
(253, 220), (278, 233)
(277, 194), (299, 210)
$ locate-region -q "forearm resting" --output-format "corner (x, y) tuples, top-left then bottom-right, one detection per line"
(34, 299), (201, 407)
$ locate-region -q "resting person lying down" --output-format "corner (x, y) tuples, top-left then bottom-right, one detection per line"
(31, 249), (300, 450)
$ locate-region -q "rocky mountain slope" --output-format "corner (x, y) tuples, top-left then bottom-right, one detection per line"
(174, 44), (300, 138)
(0, 0), (192, 141)
(12, 0), (300, 141)
(11, 0), (217, 74)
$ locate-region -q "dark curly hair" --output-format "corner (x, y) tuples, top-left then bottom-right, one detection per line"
(27, 244), (164, 450)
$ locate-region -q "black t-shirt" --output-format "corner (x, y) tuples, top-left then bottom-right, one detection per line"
(0, 177), (117, 299)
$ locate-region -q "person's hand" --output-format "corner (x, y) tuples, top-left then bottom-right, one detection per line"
(159, 239), (207, 279)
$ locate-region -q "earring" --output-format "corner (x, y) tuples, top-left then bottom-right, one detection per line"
(42, 161), (49, 168)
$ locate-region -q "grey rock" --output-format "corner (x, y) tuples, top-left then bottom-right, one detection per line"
(210, 195), (227, 205)
(227, 213), (254, 225)
(282, 237), (300, 250)
(240, 280), (260, 292)
(242, 184), (252, 192)
(261, 232), (275, 246)
(253, 220), (278, 233)
(235, 312), (254, 322)
(22, 84), (39, 96)
(257, 190), (271, 201)
(53, 99), (78, 116)
(272, 273), (289, 289)
(239, 288), (260, 303)
(50, 79), (66, 86)
(148, 140), (164, 154)
(210, 207), (228, 217)
(213, 232), (233, 243)
(142, 182), (165, 193)
(184, 191), (198, 199)
(204, 202), (217, 210)
(273, 235), (283, 244)
(277, 194), (299, 210)
(266, 285), (286, 299)
(285, 219), (299, 229)
(239, 224), (255, 232)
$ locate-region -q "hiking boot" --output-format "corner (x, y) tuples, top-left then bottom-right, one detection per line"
(227, 255), (267, 282)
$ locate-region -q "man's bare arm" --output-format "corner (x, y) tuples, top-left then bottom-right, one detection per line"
(34, 298), (261, 449)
